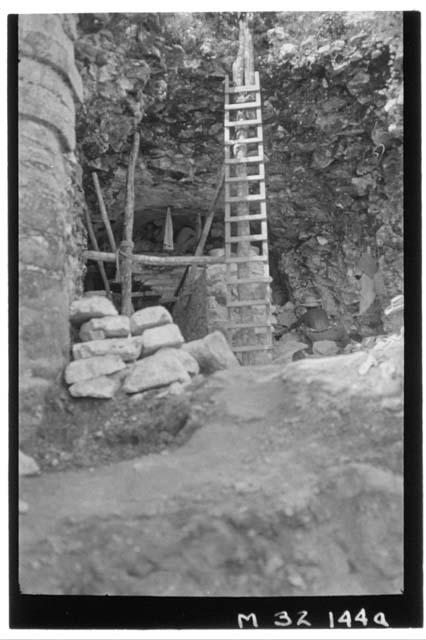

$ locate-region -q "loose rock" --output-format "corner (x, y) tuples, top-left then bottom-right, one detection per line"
(130, 305), (172, 335)
(68, 375), (121, 399)
(70, 296), (118, 325)
(182, 331), (240, 374)
(72, 337), (143, 362)
(65, 355), (126, 384)
(155, 347), (200, 376)
(19, 450), (40, 477)
(142, 323), (184, 356)
(123, 351), (190, 394)
(79, 315), (130, 341)
(312, 340), (339, 356)
(19, 499), (29, 514)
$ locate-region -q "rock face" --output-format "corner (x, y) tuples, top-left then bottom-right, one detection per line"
(64, 355), (126, 384)
(123, 352), (190, 394)
(68, 376), (121, 399)
(70, 296), (118, 326)
(18, 14), (85, 440)
(72, 337), (142, 362)
(75, 13), (402, 339)
(130, 306), (172, 335)
(79, 315), (130, 341)
(182, 331), (240, 374)
(142, 323), (185, 356)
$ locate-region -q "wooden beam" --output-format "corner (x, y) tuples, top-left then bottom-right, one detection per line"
(83, 250), (225, 266)
(121, 131), (140, 316)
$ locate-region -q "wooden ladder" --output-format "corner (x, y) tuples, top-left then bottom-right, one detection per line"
(224, 71), (273, 362)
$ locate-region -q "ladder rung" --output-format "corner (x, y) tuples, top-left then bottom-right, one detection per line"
(224, 99), (260, 111)
(226, 233), (267, 243)
(225, 214), (266, 223)
(225, 194), (266, 203)
(227, 322), (271, 329)
(232, 344), (273, 353)
(224, 118), (262, 128)
(225, 155), (263, 165)
(227, 299), (268, 307)
(225, 173), (264, 183)
(226, 255), (268, 264)
(225, 84), (259, 94)
(224, 136), (263, 145)
(227, 277), (272, 285)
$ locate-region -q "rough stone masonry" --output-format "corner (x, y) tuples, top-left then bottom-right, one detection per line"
(18, 15), (85, 442)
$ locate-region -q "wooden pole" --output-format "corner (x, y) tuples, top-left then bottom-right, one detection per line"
(172, 165), (225, 305)
(92, 172), (117, 253)
(83, 208), (111, 297)
(121, 131), (140, 316)
(92, 172), (121, 283)
(84, 249), (226, 267)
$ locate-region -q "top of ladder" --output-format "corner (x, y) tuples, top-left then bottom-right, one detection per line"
(225, 71), (260, 94)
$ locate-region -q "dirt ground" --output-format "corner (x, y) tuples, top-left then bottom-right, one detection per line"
(19, 337), (403, 596)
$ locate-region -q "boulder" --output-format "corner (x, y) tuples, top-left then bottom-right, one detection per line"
(123, 351), (190, 394)
(182, 330), (240, 374)
(313, 340), (339, 356)
(19, 450), (40, 477)
(72, 337), (143, 362)
(68, 375), (121, 399)
(70, 296), (118, 325)
(142, 323), (184, 356)
(130, 305), (172, 335)
(155, 347), (200, 376)
(64, 355), (126, 384)
(79, 315), (130, 341)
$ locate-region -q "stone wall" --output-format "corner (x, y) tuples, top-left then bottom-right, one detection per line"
(19, 14), (85, 442)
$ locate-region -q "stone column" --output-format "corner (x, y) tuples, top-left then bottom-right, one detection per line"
(18, 14), (83, 442)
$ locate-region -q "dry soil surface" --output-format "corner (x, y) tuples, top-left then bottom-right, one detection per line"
(19, 335), (403, 596)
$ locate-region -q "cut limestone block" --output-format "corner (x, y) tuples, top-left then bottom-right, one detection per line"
(65, 355), (126, 384)
(182, 330), (240, 374)
(68, 375), (121, 398)
(130, 305), (172, 335)
(123, 351), (190, 394)
(156, 347), (200, 376)
(78, 327), (105, 342)
(142, 323), (184, 356)
(79, 315), (130, 342)
(72, 337), (143, 362)
(70, 296), (118, 325)
(19, 450), (40, 477)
